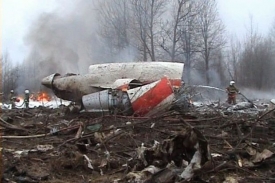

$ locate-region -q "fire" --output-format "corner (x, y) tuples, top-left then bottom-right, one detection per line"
(37, 92), (51, 102)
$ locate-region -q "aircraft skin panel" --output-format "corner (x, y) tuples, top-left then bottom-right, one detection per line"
(88, 62), (184, 83)
(145, 93), (175, 116)
(128, 77), (174, 116)
(127, 80), (160, 103)
(41, 62), (184, 116)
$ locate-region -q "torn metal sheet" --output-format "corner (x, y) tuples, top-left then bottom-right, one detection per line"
(126, 165), (161, 183)
(227, 102), (254, 111)
(127, 77), (175, 116)
(235, 144), (274, 168)
(37, 145), (54, 152)
(270, 99), (275, 110)
(42, 62), (184, 116)
(82, 89), (133, 115)
(126, 128), (210, 182)
(42, 62), (183, 102)
(82, 77), (176, 116)
(179, 143), (202, 181)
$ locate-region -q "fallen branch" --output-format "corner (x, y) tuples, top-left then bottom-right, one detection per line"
(1, 133), (49, 139)
(1, 124), (80, 139)
(230, 107), (275, 152)
(0, 117), (27, 131)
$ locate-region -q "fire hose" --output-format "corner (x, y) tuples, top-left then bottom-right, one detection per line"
(238, 92), (256, 108)
(191, 85), (256, 107)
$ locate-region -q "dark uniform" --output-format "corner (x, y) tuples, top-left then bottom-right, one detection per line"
(24, 90), (30, 109)
(9, 90), (16, 109)
(226, 82), (239, 105)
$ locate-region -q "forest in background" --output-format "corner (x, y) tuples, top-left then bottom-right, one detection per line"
(1, 0), (275, 99)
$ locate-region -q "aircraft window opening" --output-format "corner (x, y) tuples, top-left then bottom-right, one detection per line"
(129, 80), (142, 89)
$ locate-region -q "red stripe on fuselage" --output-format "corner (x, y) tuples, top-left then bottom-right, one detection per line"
(169, 79), (182, 88)
(131, 77), (173, 116)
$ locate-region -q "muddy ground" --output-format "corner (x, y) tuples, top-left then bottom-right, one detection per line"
(1, 104), (275, 183)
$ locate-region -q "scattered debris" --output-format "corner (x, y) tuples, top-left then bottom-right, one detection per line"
(1, 95), (275, 183)
(227, 102), (253, 111)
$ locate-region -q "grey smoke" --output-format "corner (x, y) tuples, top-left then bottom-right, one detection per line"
(16, 0), (137, 93)
(23, 2), (96, 75)
(15, 0), (229, 96)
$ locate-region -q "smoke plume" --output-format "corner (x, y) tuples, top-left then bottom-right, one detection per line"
(18, 0), (124, 92)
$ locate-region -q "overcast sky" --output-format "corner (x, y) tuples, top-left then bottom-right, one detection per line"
(2, 0), (275, 64)
(218, 0), (275, 37)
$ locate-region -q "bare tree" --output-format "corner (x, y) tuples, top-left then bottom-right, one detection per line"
(0, 55), (3, 96)
(1, 52), (18, 100)
(160, 0), (188, 60)
(158, 0), (200, 83)
(195, 0), (226, 85)
(211, 49), (227, 86)
(241, 38), (274, 89)
(97, 0), (167, 61)
(158, 0), (226, 85)
(238, 16), (275, 89)
(269, 17), (275, 88)
(130, 0), (167, 61)
(269, 17), (275, 52)
(179, 1), (200, 83)
(226, 35), (242, 82)
(97, 0), (131, 59)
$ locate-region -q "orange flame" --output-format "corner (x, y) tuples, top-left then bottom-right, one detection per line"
(37, 92), (51, 102)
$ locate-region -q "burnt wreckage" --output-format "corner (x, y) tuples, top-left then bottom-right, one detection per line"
(42, 62), (184, 116)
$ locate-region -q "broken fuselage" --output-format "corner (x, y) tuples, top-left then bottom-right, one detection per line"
(42, 62), (184, 116)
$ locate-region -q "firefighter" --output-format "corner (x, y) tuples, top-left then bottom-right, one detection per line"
(226, 81), (239, 105)
(24, 89), (30, 109)
(9, 90), (16, 109)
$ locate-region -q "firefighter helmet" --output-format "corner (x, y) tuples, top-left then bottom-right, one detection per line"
(25, 89), (30, 94)
(10, 90), (14, 93)
(230, 81), (235, 85)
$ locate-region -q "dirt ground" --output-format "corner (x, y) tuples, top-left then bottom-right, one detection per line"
(1, 105), (275, 183)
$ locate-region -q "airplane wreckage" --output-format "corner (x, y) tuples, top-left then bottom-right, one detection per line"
(2, 63), (274, 183)
(42, 62), (184, 116)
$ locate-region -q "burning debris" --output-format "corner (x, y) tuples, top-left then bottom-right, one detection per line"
(32, 92), (52, 102)
(41, 62), (183, 116)
(1, 96), (70, 110)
